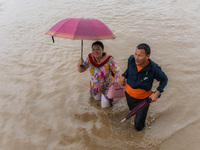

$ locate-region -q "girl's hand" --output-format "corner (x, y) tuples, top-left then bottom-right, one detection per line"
(78, 58), (84, 66)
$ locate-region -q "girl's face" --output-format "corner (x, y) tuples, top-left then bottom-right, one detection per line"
(92, 44), (104, 60)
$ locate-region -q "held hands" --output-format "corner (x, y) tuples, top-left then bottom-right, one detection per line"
(118, 76), (126, 86)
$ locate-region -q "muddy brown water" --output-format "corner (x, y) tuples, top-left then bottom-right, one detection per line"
(1, 0), (200, 150)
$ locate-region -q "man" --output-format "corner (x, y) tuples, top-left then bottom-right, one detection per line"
(118, 43), (168, 131)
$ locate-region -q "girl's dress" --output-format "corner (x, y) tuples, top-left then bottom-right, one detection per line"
(83, 53), (121, 100)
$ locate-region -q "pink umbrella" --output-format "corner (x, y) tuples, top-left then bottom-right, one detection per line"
(46, 18), (116, 58)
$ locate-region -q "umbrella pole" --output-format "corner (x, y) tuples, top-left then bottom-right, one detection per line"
(81, 39), (83, 59)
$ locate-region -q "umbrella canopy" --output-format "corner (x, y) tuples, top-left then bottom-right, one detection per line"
(46, 18), (116, 40)
(46, 18), (116, 58)
(121, 98), (152, 123)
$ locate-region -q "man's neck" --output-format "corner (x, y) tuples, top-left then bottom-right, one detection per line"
(137, 60), (149, 68)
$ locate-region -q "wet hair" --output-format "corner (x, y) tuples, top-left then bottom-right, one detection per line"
(92, 41), (104, 49)
(137, 43), (151, 55)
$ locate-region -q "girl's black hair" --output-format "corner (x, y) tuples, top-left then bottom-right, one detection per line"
(92, 41), (104, 49)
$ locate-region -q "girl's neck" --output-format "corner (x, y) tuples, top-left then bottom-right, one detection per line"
(95, 53), (106, 63)
(95, 57), (102, 63)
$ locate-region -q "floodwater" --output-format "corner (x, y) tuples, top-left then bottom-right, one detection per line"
(1, 0), (200, 150)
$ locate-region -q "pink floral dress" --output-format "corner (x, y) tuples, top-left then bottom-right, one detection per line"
(83, 54), (121, 99)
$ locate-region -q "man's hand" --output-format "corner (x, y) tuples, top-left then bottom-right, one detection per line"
(149, 91), (160, 103)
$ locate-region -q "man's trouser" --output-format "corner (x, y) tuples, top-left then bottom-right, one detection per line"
(125, 92), (150, 131)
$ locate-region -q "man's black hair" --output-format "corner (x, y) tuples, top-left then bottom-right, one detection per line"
(137, 43), (151, 55)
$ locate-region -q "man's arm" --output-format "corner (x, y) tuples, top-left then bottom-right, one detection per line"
(151, 66), (168, 102)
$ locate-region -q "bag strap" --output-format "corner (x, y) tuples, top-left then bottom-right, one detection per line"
(113, 76), (118, 82)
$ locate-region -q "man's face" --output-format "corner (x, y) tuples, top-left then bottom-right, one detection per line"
(134, 49), (150, 67)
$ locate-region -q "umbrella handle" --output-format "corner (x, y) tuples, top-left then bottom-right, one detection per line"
(80, 39), (84, 67)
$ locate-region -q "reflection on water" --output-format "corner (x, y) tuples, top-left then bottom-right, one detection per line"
(1, 0), (200, 150)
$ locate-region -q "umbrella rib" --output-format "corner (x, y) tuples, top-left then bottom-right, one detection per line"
(89, 19), (99, 40)
(73, 19), (84, 40)
(51, 20), (68, 36)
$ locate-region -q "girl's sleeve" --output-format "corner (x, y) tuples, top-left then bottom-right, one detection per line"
(109, 57), (122, 77)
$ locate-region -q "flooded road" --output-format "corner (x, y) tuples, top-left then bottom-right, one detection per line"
(0, 0), (200, 149)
